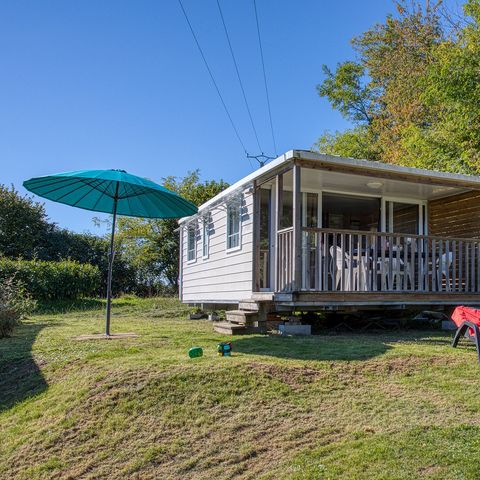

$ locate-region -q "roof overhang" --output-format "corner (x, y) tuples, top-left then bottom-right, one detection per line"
(178, 150), (480, 225)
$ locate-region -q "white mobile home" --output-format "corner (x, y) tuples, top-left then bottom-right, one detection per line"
(179, 150), (480, 332)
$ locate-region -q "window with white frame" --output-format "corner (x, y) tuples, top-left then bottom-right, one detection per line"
(187, 225), (196, 261)
(226, 204), (241, 250)
(384, 200), (423, 235)
(202, 218), (209, 258)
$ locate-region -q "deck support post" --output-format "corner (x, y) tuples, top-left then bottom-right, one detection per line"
(293, 162), (302, 291)
(252, 180), (261, 292)
(275, 173), (283, 292)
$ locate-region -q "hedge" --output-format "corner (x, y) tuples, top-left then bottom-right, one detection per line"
(0, 276), (36, 337)
(0, 258), (102, 300)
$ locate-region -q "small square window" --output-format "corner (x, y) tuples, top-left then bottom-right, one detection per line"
(226, 204), (241, 250)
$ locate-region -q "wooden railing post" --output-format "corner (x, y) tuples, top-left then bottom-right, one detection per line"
(292, 163), (302, 291)
(274, 173), (283, 292)
(283, 226), (477, 296)
(252, 180), (261, 292)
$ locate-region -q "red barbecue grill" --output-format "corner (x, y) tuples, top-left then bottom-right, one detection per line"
(451, 306), (480, 363)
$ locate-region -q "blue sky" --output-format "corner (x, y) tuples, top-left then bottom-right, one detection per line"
(0, 0), (460, 233)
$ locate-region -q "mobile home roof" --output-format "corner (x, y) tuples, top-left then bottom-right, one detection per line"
(178, 150), (480, 225)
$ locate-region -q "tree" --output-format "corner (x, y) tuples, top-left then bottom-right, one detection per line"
(409, 0), (480, 173)
(1, 171), (228, 296)
(317, 62), (378, 125)
(0, 185), (51, 259)
(117, 171), (228, 292)
(0, 184), (136, 294)
(314, 126), (380, 160)
(315, 0), (480, 174)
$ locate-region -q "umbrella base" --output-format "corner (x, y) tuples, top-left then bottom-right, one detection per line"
(73, 333), (139, 341)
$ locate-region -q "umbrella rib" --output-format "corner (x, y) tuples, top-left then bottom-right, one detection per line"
(42, 177), (108, 199)
(36, 177), (117, 202)
(138, 192), (156, 218)
(92, 179), (117, 199)
(45, 177), (102, 205)
(117, 184), (148, 200)
(125, 186), (134, 213)
(68, 179), (108, 208)
(25, 176), (79, 189)
(145, 190), (179, 217)
(30, 177), (87, 196)
(89, 180), (112, 210)
(90, 181), (112, 211)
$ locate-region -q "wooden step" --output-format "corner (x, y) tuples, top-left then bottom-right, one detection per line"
(213, 322), (248, 335)
(226, 310), (258, 325)
(251, 292), (274, 302)
(238, 301), (260, 311)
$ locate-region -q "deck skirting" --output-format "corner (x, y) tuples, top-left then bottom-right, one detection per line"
(273, 291), (480, 308)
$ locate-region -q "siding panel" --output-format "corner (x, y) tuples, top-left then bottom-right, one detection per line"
(181, 189), (253, 303)
(429, 191), (480, 239)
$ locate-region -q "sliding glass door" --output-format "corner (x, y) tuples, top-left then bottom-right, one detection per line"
(384, 200), (426, 235)
(322, 192), (381, 231)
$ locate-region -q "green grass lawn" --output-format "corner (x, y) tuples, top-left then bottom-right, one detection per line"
(1, 297), (480, 479)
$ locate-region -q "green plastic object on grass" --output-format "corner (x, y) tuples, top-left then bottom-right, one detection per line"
(188, 347), (203, 358)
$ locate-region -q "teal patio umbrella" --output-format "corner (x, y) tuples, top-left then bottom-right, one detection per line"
(24, 169), (197, 336)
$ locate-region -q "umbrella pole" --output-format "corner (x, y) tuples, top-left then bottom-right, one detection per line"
(105, 186), (119, 336)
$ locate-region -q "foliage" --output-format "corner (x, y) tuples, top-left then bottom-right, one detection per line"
(317, 62), (379, 125)
(316, 0), (480, 174)
(0, 277), (36, 337)
(413, 0), (480, 174)
(315, 125), (381, 160)
(0, 185), (138, 295)
(117, 170), (228, 291)
(0, 185), (51, 259)
(0, 170), (226, 298)
(0, 258), (101, 300)
(45, 229), (137, 296)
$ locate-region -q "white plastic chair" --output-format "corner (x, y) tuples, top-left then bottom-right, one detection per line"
(436, 252), (453, 291)
(330, 246), (359, 290)
(377, 256), (413, 290)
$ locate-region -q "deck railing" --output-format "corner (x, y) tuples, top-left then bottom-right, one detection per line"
(277, 227), (294, 292)
(276, 227), (480, 293)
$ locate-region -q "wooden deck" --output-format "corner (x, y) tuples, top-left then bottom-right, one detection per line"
(273, 227), (480, 309)
(274, 291), (480, 309)
(250, 158), (480, 311)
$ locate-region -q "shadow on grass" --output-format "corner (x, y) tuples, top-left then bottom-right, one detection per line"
(0, 322), (48, 412)
(232, 333), (394, 361)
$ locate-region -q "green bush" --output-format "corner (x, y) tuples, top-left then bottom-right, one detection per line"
(0, 258), (102, 300)
(0, 276), (36, 337)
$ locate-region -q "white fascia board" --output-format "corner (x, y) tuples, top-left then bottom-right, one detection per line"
(178, 151), (294, 225)
(294, 150), (480, 187)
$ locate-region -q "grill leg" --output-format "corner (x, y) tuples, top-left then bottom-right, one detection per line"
(451, 321), (480, 365)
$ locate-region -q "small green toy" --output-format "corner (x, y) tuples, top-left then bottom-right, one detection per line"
(188, 346), (203, 358)
(217, 342), (232, 357)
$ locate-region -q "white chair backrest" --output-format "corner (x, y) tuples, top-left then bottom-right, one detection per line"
(438, 252), (453, 269)
(330, 245), (348, 269)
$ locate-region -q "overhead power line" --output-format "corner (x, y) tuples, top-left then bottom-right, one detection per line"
(216, 0), (263, 154)
(177, 0), (250, 159)
(253, 0), (278, 157)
